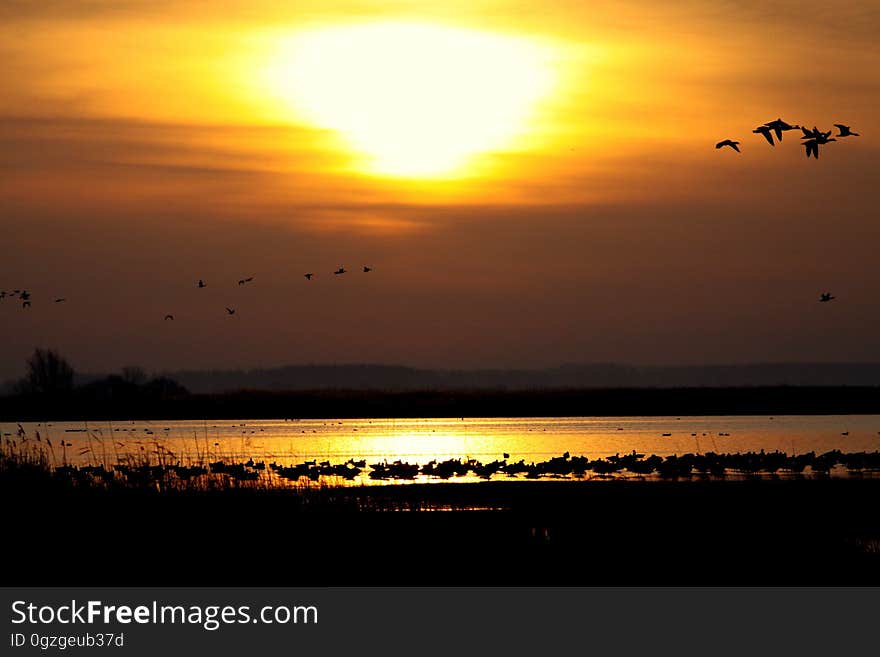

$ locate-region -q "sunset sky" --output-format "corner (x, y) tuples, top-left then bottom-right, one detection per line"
(1, 1), (879, 380)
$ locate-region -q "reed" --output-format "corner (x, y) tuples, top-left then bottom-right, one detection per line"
(4, 423), (880, 502)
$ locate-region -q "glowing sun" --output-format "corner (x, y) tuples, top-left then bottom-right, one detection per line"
(264, 22), (556, 177)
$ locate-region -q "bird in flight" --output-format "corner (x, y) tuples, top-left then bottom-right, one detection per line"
(819, 292), (835, 303)
(834, 124), (860, 137)
(363, 265), (373, 273)
(763, 118), (800, 142)
(198, 279), (206, 288)
(19, 290), (31, 307)
(802, 133), (836, 159)
(715, 140), (740, 152)
(304, 273), (313, 280)
(238, 277), (254, 286)
(334, 267), (346, 275)
(753, 125), (775, 145)
(801, 126), (832, 141)
(54, 298), (66, 303)
(164, 314), (174, 320)
(225, 307), (236, 315)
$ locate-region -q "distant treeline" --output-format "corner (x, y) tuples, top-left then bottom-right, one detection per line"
(2, 349), (189, 420)
(3, 386), (880, 421)
(154, 362), (880, 393)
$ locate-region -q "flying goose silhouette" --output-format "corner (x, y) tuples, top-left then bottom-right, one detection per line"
(363, 265), (373, 272)
(54, 298), (66, 303)
(801, 126), (832, 141)
(803, 136), (836, 159)
(237, 277), (254, 286)
(819, 292), (835, 302)
(753, 125), (775, 145)
(164, 314), (174, 320)
(334, 267), (346, 275)
(304, 273), (313, 280)
(225, 307), (236, 315)
(715, 139), (740, 152)
(763, 118), (800, 141)
(834, 124), (860, 137)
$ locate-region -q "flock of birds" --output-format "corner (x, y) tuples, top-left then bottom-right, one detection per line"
(716, 117), (860, 159)
(20, 448), (880, 486)
(714, 116), (862, 303)
(1, 265), (375, 321)
(0, 118), (865, 318)
(0, 289), (68, 308)
(2, 265), (839, 316)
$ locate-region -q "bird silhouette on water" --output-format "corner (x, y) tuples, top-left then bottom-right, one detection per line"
(304, 273), (313, 280)
(225, 307), (236, 315)
(753, 125), (776, 145)
(819, 292), (835, 303)
(834, 124), (860, 137)
(334, 267), (346, 275)
(715, 139), (740, 152)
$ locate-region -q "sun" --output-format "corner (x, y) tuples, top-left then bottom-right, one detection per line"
(262, 22), (556, 178)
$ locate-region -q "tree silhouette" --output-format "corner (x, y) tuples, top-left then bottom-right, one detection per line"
(18, 348), (75, 396)
(121, 366), (147, 386)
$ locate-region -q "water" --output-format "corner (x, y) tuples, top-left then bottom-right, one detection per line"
(6, 415), (880, 470)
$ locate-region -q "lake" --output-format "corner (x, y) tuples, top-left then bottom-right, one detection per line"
(6, 415), (880, 476)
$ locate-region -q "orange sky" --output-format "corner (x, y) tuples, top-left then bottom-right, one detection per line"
(1, 1), (879, 379)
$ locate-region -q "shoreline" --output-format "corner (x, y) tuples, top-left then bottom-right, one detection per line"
(5, 385), (880, 421)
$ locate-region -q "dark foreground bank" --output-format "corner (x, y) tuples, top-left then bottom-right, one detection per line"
(5, 475), (879, 586)
(5, 385), (880, 421)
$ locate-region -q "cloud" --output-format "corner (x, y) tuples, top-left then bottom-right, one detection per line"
(1, 2), (879, 377)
